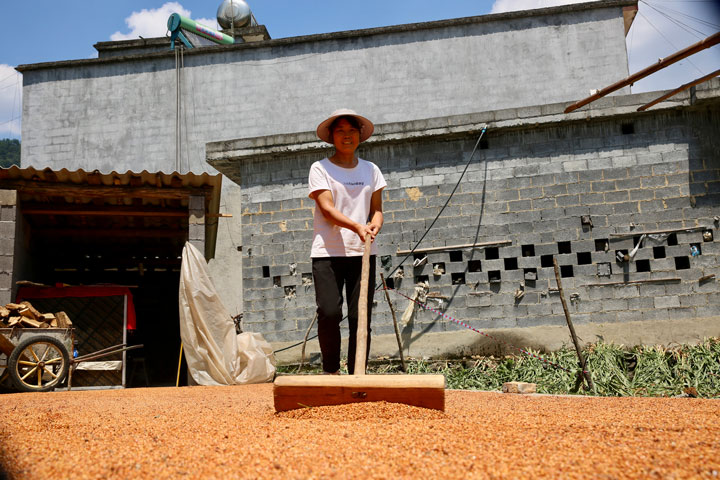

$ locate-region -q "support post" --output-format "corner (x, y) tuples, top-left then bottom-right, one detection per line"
(380, 273), (406, 372)
(552, 258), (594, 392)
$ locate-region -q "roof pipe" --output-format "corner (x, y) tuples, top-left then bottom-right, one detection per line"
(564, 31), (720, 114)
(637, 69), (720, 111)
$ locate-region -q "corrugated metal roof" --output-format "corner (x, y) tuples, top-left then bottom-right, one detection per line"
(0, 166), (222, 261)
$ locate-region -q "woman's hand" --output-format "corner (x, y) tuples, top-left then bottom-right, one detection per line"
(355, 223), (378, 242)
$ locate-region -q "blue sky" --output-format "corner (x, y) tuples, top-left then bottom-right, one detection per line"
(1, 0), (718, 139)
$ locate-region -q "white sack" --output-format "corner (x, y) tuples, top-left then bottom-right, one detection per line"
(179, 242), (275, 385)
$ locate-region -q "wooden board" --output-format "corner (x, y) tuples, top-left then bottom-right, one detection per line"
(0, 333), (15, 357)
(273, 374), (446, 412)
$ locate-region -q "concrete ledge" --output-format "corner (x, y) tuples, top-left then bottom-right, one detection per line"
(207, 78), (720, 182)
(272, 315), (720, 364)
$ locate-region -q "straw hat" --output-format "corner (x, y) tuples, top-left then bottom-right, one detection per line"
(316, 108), (374, 144)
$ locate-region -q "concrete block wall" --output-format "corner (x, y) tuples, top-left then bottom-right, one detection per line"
(18, 1), (632, 175)
(223, 90), (720, 344)
(0, 190), (17, 305)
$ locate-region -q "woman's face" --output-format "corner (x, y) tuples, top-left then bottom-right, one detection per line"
(331, 118), (360, 155)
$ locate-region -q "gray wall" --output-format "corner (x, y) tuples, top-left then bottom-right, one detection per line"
(18, 3), (631, 174)
(208, 82), (720, 354)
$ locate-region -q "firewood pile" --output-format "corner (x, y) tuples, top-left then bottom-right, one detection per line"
(0, 301), (73, 329)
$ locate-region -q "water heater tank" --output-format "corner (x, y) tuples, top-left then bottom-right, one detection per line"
(217, 0), (252, 29)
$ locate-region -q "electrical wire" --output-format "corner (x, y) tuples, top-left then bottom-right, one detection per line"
(274, 126), (488, 354)
(638, 11), (706, 76)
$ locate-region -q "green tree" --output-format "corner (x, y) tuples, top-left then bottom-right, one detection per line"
(0, 139), (20, 168)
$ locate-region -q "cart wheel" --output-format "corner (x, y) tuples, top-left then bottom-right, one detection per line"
(8, 335), (70, 392)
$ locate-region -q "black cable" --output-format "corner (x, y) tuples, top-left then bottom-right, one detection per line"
(273, 126), (488, 354)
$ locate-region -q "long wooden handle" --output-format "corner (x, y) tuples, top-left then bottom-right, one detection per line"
(354, 236), (372, 375)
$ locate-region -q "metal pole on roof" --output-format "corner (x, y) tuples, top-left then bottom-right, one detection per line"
(564, 31), (720, 114)
(637, 68), (720, 111)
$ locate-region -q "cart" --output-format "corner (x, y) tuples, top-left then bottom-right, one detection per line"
(0, 327), (141, 392)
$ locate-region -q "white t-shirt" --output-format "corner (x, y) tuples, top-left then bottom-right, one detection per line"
(308, 158), (387, 257)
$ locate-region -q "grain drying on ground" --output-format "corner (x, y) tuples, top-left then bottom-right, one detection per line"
(1, 384), (719, 479)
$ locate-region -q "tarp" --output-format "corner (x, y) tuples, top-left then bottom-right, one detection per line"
(179, 242), (275, 385)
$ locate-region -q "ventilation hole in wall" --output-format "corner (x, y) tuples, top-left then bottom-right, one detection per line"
(702, 230), (713, 242)
(595, 239), (609, 252)
(302, 273), (313, 285)
(415, 274), (429, 284)
(633, 235), (644, 247)
(451, 272), (466, 285)
(636, 259), (651, 272)
(653, 246), (666, 259)
(541, 254), (554, 268)
(524, 268), (537, 281)
(485, 247), (499, 260)
(449, 250), (464, 262)
(433, 262), (446, 275)
(615, 250), (629, 263)
(488, 270), (501, 283)
(263, 266), (270, 278)
(674, 256), (690, 270)
(273, 276), (282, 287)
(504, 258), (518, 270)
(385, 277), (395, 289)
(557, 241), (572, 254)
(621, 123), (635, 135)
(691, 243), (702, 256)
(468, 260), (482, 272)
(560, 265), (574, 278)
(381, 255), (393, 269)
(668, 233), (678, 246)
(577, 252), (592, 265)
(413, 253), (426, 262)
(284, 286), (296, 298)
(522, 244), (535, 257)
(237, 246), (242, 252)
(597, 262), (612, 277)
(479, 139), (489, 150)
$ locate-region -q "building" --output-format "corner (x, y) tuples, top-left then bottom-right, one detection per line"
(9, 0), (719, 368)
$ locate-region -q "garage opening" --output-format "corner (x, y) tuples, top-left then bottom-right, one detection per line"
(1, 167), (221, 389)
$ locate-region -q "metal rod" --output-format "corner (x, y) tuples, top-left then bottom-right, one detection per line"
(176, 342), (184, 387)
(73, 343), (127, 362)
(586, 278), (681, 287)
(380, 273), (406, 372)
(552, 258), (594, 393)
(296, 313), (318, 374)
(564, 32), (720, 114)
(396, 240), (511, 255)
(72, 345), (143, 364)
(638, 69), (720, 111)
(609, 226), (708, 237)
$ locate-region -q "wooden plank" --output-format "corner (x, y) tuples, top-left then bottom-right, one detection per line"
(19, 317), (42, 328)
(7, 316), (21, 327)
(0, 333), (16, 357)
(56, 312), (73, 328)
(0, 306), (10, 318)
(273, 374), (445, 412)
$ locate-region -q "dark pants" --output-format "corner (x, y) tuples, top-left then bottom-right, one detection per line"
(312, 256), (376, 374)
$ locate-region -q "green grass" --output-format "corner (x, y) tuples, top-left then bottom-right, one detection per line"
(277, 338), (720, 398)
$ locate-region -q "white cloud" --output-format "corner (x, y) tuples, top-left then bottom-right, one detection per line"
(490, 0), (591, 14)
(0, 64), (22, 139)
(111, 2), (218, 41)
(490, 0), (720, 94)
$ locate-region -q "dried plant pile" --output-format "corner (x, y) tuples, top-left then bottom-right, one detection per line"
(0, 302), (72, 329)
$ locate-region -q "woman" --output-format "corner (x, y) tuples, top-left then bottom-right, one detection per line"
(308, 109), (386, 374)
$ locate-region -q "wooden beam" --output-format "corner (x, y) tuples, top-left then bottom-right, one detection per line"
(6, 180), (213, 200)
(32, 228), (186, 238)
(21, 204), (189, 217)
(564, 32), (720, 113)
(638, 69), (720, 111)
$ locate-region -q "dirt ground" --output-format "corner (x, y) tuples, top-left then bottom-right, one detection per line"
(1, 384), (718, 479)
